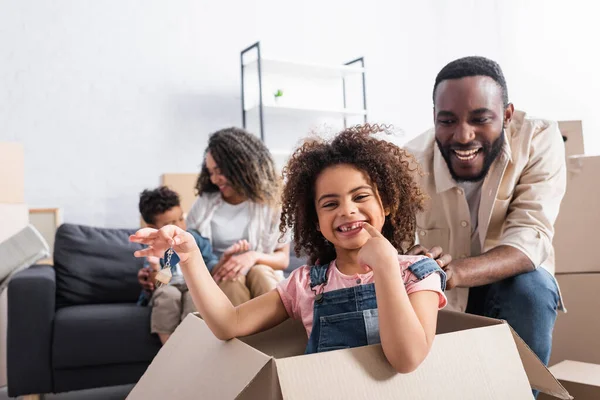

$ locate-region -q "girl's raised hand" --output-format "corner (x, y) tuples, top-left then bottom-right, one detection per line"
(129, 225), (198, 263)
(357, 222), (399, 271)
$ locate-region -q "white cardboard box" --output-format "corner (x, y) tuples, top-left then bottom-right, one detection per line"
(128, 310), (571, 399)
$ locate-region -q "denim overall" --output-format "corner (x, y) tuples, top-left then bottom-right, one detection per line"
(305, 257), (446, 354)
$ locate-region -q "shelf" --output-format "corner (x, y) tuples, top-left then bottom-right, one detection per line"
(240, 42), (367, 141)
(243, 57), (365, 78)
(245, 103), (367, 116)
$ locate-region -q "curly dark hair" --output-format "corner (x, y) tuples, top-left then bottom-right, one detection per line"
(280, 124), (427, 265)
(433, 56), (509, 107)
(195, 127), (281, 205)
(139, 186), (180, 225)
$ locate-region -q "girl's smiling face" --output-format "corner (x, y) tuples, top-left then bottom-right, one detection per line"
(314, 164), (386, 252)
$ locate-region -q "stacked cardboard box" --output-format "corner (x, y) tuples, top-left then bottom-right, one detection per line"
(0, 142), (28, 388)
(543, 122), (600, 397)
(551, 154), (600, 364)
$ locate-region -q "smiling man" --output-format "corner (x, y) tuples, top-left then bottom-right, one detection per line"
(405, 56), (566, 371)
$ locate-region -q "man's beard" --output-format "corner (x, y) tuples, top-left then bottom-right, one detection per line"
(436, 127), (505, 183)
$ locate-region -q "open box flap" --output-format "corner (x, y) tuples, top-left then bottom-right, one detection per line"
(437, 310), (571, 399)
(127, 314), (271, 400)
(509, 326), (572, 399)
(275, 324), (533, 399)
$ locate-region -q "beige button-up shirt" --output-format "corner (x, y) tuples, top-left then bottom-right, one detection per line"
(405, 110), (567, 312)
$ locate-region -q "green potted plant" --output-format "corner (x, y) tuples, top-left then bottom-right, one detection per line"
(273, 89), (283, 105)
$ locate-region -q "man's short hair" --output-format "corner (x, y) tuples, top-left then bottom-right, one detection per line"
(433, 56), (509, 107)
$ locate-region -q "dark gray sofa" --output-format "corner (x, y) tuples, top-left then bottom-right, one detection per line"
(7, 223), (305, 397)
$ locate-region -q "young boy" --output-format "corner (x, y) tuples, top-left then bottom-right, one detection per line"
(136, 186), (247, 344)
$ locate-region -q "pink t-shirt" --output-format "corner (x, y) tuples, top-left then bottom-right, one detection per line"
(276, 255), (447, 337)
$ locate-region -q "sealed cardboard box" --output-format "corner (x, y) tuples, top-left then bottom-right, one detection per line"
(539, 361), (600, 400)
(0, 142), (24, 204)
(128, 310), (571, 400)
(0, 203), (28, 244)
(553, 155), (600, 274)
(161, 173), (199, 214)
(550, 273), (600, 366)
(558, 120), (584, 158)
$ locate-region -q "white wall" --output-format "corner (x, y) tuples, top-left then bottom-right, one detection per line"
(1, 0), (598, 227)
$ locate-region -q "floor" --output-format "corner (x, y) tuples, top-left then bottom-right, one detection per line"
(0, 385), (134, 400)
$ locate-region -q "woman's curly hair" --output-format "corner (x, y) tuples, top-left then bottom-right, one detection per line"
(280, 123), (427, 265)
(195, 127), (281, 205)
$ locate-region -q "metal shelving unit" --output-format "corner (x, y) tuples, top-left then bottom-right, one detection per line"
(240, 42), (367, 141)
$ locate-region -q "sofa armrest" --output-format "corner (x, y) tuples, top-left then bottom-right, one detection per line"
(7, 265), (56, 397)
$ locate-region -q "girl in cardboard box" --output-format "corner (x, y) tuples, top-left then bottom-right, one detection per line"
(130, 124), (448, 373)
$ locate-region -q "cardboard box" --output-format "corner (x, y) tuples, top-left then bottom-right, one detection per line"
(558, 120), (584, 157)
(128, 311), (571, 399)
(539, 361), (600, 400)
(0, 203), (28, 244)
(0, 142), (24, 204)
(550, 273), (600, 367)
(161, 173), (199, 214)
(553, 155), (600, 274)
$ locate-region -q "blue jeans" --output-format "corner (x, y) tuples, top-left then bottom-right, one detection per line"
(466, 268), (559, 398)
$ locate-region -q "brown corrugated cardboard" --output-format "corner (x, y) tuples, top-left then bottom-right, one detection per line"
(161, 173), (199, 214)
(550, 273), (600, 367)
(0, 203), (29, 244)
(0, 142), (25, 204)
(539, 361), (600, 400)
(558, 120), (584, 157)
(553, 155), (600, 274)
(127, 310), (571, 400)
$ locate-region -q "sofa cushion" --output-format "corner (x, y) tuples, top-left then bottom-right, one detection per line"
(54, 223), (144, 307)
(53, 303), (161, 369)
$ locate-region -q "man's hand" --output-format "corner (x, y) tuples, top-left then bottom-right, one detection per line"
(407, 244), (456, 288)
(442, 262), (458, 290)
(407, 244), (452, 268)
